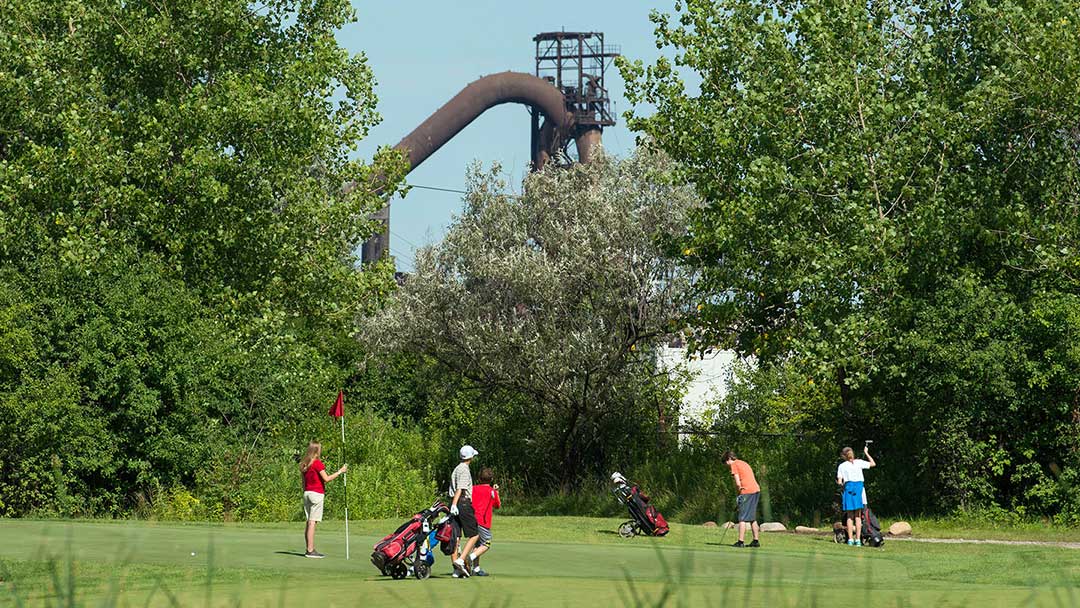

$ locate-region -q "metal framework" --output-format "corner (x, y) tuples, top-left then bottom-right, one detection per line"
(362, 32), (621, 264)
(531, 31), (620, 164)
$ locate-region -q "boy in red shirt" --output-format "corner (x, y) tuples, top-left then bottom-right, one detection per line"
(722, 450), (761, 548)
(466, 467), (501, 576)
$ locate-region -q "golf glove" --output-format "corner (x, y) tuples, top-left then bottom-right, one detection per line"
(450, 504), (459, 516)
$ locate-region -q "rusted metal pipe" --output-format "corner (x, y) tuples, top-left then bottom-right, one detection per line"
(362, 72), (574, 263)
(392, 71), (573, 172)
(574, 127), (602, 164)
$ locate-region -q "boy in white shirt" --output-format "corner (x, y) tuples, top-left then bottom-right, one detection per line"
(836, 445), (876, 546)
(450, 445), (481, 577)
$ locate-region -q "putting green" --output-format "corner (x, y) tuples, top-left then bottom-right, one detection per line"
(1, 517), (1078, 607)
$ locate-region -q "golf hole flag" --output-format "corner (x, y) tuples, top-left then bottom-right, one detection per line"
(329, 390), (344, 418)
(329, 389), (348, 558)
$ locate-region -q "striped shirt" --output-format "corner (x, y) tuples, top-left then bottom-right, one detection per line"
(450, 462), (473, 499)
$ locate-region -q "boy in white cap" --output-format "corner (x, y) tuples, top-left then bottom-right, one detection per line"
(450, 444), (481, 577)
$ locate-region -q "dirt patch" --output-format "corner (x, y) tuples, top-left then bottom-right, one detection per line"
(889, 537), (1080, 549)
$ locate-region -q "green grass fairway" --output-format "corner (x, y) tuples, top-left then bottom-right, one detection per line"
(2, 517), (1079, 607)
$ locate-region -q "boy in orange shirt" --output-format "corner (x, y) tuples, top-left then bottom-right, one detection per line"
(722, 451), (761, 548)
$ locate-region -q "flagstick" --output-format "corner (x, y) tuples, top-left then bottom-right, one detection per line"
(340, 413), (349, 560)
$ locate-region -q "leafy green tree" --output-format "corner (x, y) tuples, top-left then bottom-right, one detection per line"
(0, 0), (404, 515)
(622, 0), (1080, 511)
(0, 0), (403, 324)
(362, 150), (697, 486)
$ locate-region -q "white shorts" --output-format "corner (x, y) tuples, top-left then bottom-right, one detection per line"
(303, 491), (325, 522)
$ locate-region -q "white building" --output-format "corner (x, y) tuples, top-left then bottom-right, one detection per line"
(656, 346), (741, 438)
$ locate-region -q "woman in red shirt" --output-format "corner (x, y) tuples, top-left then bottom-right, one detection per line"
(300, 442), (347, 558)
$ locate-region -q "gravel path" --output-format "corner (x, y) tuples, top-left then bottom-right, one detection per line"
(889, 536), (1080, 549)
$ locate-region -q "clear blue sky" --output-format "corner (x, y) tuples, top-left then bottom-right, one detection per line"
(339, 1), (681, 271)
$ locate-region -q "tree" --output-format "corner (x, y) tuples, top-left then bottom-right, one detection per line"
(362, 149), (698, 487)
(0, 0), (404, 325)
(621, 0), (1080, 511)
(0, 0), (404, 515)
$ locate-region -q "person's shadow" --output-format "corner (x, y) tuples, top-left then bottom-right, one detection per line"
(274, 550), (308, 557)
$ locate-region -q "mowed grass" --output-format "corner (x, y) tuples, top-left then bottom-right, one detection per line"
(2, 517), (1079, 607)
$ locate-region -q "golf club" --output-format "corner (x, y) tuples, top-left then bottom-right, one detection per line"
(717, 495), (737, 546)
(718, 521), (731, 546)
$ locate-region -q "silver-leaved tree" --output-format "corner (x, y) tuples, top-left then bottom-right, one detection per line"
(363, 148), (699, 485)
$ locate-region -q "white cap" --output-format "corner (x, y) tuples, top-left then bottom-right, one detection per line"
(460, 445), (479, 460)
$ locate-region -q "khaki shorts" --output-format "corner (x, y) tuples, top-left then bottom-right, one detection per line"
(303, 491), (325, 522)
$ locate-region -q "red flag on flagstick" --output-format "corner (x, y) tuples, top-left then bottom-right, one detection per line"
(329, 390), (344, 418)
(328, 388), (349, 560)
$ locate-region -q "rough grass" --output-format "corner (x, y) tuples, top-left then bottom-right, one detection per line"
(1, 517), (1078, 607)
(880, 516), (1080, 543)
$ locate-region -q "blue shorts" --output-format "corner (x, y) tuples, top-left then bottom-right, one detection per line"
(736, 492), (760, 523)
(842, 481), (865, 512)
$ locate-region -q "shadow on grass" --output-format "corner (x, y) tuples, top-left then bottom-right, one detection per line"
(273, 550), (308, 557)
(367, 573), (457, 583)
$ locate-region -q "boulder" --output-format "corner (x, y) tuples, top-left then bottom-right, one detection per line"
(722, 521), (737, 530)
(760, 522), (787, 532)
(794, 525), (821, 535)
(702, 521), (718, 528)
(888, 521), (912, 536)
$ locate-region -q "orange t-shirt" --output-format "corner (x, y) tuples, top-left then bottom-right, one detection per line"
(729, 459), (760, 495)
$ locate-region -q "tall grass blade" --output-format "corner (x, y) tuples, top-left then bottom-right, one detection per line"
(741, 548), (757, 608)
(205, 534), (215, 608)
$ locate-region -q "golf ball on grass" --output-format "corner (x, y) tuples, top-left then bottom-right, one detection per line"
(191, 552), (196, 556)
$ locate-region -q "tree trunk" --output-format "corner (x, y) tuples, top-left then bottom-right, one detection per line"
(556, 404), (583, 492)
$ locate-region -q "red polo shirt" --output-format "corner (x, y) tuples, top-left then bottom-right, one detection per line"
(303, 459), (326, 494)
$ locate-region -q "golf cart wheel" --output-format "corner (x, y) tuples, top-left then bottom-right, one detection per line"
(413, 561), (431, 580)
(389, 563), (409, 580)
(618, 521), (636, 538)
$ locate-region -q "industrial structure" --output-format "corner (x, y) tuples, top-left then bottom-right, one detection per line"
(361, 31), (620, 264)
(531, 31), (619, 166)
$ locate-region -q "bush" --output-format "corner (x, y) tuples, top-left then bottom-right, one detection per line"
(150, 487), (208, 522)
(328, 410), (440, 520)
(1055, 466), (1080, 526)
(145, 411), (440, 523)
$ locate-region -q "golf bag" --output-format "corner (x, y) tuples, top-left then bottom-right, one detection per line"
(833, 506), (885, 547)
(371, 501), (452, 580)
(611, 472), (669, 538)
(439, 529), (456, 556)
